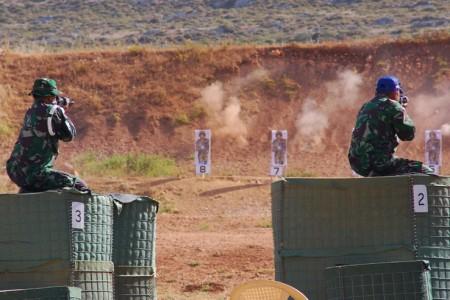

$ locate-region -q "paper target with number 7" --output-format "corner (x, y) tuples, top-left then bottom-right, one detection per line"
(270, 130), (287, 176)
(195, 129), (211, 175)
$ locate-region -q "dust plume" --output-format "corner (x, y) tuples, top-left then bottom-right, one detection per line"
(199, 69), (268, 146)
(442, 124), (450, 136)
(295, 98), (329, 148)
(324, 69), (363, 111)
(294, 69), (363, 150)
(411, 86), (450, 137)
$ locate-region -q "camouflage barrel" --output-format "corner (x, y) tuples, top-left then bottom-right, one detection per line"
(0, 190), (114, 300)
(112, 194), (159, 300)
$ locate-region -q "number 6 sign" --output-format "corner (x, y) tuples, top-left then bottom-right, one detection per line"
(413, 185), (428, 213)
(72, 202), (85, 229)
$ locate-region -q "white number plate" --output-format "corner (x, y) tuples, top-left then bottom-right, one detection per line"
(72, 202), (85, 230)
(413, 185), (428, 213)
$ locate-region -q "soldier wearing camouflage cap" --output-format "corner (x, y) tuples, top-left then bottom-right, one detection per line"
(6, 78), (89, 193)
(348, 75), (433, 176)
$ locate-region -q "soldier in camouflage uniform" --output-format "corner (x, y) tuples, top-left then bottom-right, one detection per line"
(6, 78), (89, 193)
(348, 75), (433, 177)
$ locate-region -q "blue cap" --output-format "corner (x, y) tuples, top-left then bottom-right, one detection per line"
(376, 76), (401, 94)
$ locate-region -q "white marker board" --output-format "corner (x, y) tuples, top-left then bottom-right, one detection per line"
(72, 202), (85, 230)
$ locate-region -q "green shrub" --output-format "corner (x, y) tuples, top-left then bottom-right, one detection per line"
(189, 104), (207, 120)
(127, 44), (146, 55)
(174, 113), (190, 126)
(0, 122), (13, 138)
(75, 152), (179, 177)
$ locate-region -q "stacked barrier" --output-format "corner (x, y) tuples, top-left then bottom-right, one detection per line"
(112, 194), (159, 300)
(0, 286), (82, 300)
(325, 261), (433, 299)
(272, 175), (450, 300)
(0, 190), (115, 300)
(0, 190), (159, 300)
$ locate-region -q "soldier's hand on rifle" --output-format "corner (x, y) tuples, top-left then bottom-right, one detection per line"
(399, 95), (408, 108)
(56, 96), (75, 109)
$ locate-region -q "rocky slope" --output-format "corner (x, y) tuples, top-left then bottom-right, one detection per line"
(0, 0), (449, 49)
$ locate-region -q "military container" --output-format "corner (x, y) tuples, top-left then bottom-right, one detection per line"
(272, 175), (450, 300)
(0, 189), (114, 300)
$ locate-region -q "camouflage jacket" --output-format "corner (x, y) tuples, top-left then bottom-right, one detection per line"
(348, 96), (415, 175)
(6, 101), (76, 182)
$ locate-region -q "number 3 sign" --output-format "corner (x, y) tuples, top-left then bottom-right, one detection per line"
(72, 202), (85, 230)
(413, 185), (428, 213)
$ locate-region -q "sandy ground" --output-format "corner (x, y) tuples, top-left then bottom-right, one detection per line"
(0, 173), (274, 299)
(84, 175), (274, 300)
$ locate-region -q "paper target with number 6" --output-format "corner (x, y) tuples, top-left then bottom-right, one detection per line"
(195, 129), (211, 175)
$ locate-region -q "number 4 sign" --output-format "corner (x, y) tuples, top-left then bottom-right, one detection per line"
(72, 202), (85, 230)
(413, 185), (428, 213)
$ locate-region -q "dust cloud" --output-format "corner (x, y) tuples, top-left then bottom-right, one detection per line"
(294, 69), (363, 150)
(412, 86), (450, 137)
(295, 98), (329, 147)
(442, 124), (450, 136)
(199, 69), (268, 146)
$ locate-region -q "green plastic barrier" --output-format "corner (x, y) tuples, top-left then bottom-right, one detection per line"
(112, 194), (159, 300)
(0, 286), (81, 300)
(272, 175), (450, 300)
(325, 260), (432, 300)
(0, 190), (114, 300)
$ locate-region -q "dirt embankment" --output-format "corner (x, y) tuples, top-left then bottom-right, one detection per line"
(1, 36), (449, 177)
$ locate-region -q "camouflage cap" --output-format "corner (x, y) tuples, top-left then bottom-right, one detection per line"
(31, 78), (61, 97)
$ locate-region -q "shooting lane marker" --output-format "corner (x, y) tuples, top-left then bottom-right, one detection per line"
(71, 202), (85, 230)
(413, 185), (428, 213)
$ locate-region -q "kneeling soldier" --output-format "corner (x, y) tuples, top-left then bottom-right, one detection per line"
(348, 75), (433, 177)
(6, 78), (89, 192)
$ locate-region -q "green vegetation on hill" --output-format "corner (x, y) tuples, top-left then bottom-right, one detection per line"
(0, 0), (449, 50)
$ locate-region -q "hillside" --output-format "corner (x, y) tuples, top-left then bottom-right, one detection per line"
(0, 0), (450, 49)
(0, 34), (449, 182)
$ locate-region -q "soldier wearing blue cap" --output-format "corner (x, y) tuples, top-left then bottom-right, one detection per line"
(348, 75), (433, 176)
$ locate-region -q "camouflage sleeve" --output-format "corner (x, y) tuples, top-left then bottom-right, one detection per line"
(52, 107), (76, 142)
(390, 100), (415, 141)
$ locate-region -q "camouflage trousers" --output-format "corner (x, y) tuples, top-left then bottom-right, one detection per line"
(352, 156), (434, 177)
(7, 164), (88, 193)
